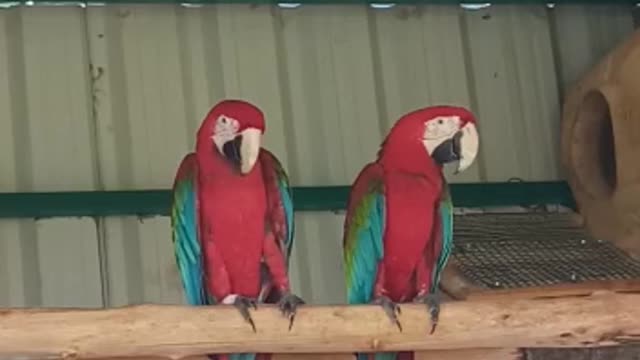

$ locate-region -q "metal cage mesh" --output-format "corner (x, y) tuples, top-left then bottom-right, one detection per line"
(450, 212), (640, 289)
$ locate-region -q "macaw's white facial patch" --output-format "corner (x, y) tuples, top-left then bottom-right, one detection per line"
(423, 116), (461, 140)
(212, 115), (240, 153)
(422, 115), (462, 155)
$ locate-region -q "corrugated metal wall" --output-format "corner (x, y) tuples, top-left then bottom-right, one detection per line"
(0, 4), (634, 307)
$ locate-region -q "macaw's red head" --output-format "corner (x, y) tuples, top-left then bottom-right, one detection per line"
(380, 105), (479, 174)
(196, 99), (265, 174)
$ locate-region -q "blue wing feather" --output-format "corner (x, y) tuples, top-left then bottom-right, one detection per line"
(344, 163), (385, 305)
(171, 153), (210, 306)
(343, 164), (395, 360)
(431, 178), (454, 293)
(345, 189), (385, 304)
(258, 149), (295, 268)
(277, 169), (295, 264)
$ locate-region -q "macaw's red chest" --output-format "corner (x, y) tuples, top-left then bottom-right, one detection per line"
(383, 172), (441, 302)
(198, 161), (267, 297)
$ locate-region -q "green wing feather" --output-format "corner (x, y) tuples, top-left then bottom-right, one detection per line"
(431, 177), (454, 293)
(343, 164), (394, 360)
(256, 149), (295, 307)
(260, 149), (295, 265)
(343, 163), (386, 305)
(171, 153), (212, 306)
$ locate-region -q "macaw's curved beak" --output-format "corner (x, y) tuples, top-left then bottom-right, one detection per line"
(222, 128), (262, 174)
(431, 122), (479, 174)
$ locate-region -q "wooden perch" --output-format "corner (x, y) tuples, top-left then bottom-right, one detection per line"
(0, 292), (638, 359)
(465, 279), (640, 301)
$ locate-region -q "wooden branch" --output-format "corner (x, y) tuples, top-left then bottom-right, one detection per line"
(0, 292), (638, 359)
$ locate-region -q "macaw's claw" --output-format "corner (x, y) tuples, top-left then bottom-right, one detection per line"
(372, 295), (403, 332)
(414, 292), (440, 334)
(278, 292), (305, 331)
(233, 295), (258, 332)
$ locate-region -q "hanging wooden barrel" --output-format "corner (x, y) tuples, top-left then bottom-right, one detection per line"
(562, 29), (640, 258)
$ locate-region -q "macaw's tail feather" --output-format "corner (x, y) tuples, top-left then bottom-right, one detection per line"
(356, 352), (401, 360)
(206, 354), (259, 360)
(376, 353), (399, 360)
(229, 353), (257, 360)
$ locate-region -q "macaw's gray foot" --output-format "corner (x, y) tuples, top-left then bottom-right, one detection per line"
(278, 292), (305, 331)
(414, 292), (440, 334)
(224, 294), (258, 332)
(372, 295), (402, 332)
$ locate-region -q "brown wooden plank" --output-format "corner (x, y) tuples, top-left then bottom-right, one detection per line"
(415, 348), (523, 360)
(0, 292), (638, 358)
(465, 279), (640, 301)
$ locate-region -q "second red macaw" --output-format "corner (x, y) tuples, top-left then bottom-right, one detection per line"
(343, 105), (480, 360)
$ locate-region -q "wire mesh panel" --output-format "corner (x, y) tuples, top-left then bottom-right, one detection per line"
(451, 212), (640, 289)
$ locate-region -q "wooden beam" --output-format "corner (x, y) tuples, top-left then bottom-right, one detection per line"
(465, 279), (640, 301)
(0, 292), (638, 359)
(415, 348), (523, 360)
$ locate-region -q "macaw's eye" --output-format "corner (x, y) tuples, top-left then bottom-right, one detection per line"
(437, 119), (443, 125)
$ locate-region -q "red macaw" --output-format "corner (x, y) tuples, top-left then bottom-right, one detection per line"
(171, 99), (302, 360)
(342, 105), (479, 360)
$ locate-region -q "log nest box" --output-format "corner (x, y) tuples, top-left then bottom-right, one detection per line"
(562, 29), (640, 258)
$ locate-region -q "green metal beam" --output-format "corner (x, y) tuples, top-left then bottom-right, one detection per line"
(0, 181), (575, 219)
(21, 0), (639, 4)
